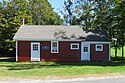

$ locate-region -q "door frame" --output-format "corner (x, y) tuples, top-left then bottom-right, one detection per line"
(31, 42), (40, 61)
(81, 42), (90, 61)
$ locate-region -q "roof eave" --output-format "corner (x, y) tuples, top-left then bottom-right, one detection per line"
(14, 38), (84, 41)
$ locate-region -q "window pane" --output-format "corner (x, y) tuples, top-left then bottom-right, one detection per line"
(84, 47), (88, 52)
(97, 46), (101, 49)
(52, 42), (57, 47)
(33, 44), (38, 51)
(72, 45), (78, 48)
(96, 44), (103, 51)
(71, 44), (79, 50)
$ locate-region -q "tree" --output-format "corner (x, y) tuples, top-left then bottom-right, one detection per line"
(75, 0), (115, 31)
(0, 1), (4, 55)
(0, 0), (63, 56)
(61, 0), (75, 25)
(72, 16), (80, 25)
(75, 0), (96, 30)
(29, 0), (63, 25)
(74, 0), (125, 59)
(0, 0), (32, 56)
(112, 0), (125, 59)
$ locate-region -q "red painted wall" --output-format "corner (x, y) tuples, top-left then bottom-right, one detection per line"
(18, 41), (81, 62)
(90, 44), (109, 61)
(17, 41), (109, 62)
(40, 41), (81, 62)
(18, 41), (31, 61)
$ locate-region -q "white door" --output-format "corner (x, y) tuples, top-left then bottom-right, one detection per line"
(31, 42), (40, 61)
(81, 43), (90, 61)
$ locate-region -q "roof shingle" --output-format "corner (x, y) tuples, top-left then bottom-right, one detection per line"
(13, 25), (84, 41)
(13, 25), (110, 42)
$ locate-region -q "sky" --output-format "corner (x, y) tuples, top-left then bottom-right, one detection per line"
(48, 0), (64, 18)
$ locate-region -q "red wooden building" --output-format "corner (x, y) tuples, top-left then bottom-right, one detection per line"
(13, 25), (111, 62)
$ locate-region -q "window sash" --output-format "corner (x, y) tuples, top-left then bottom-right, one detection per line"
(96, 44), (103, 51)
(51, 41), (58, 53)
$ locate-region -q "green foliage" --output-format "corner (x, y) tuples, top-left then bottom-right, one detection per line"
(0, 0), (62, 56)
(61, 0), (125, 57)
(111, 0), (125, 57)
(29, 0), (63, 25)
(75, 0), (95, 30)
(61, 0), (75, 25)
(0, 0), (32, 56)
(74, 0), (114, 31)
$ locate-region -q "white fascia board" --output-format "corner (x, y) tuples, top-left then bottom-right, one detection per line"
(83, 41), (111, 44)
(14, 38), (83, 41)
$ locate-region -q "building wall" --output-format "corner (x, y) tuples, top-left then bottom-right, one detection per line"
(18, 41), (81, 62)
(90, 44), (109, 61)
(18, 41), (31, 61)
(40, 41), (81, 62)
(17, 41), (109, 62)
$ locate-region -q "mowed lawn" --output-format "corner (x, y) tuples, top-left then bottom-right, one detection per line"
(0, 57), (125, 79)
(111, 47), (125, 57)
(0, 47), (125, 79)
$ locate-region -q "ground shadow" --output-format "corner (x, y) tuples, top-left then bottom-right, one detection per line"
(0, 57), (15, 62)
(0, 57), (125, 71)
(7, 61), (125, 70)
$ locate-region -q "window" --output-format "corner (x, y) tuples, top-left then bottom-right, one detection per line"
(33, 44), (38, 51)
(96, 44), (103, 51)
(84, 47), (88, 52)
(71, 43), (79, 50)
(51, 41), (58, 53)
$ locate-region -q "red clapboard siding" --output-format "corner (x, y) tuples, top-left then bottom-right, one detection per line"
(90, 44), (109, 61)
(18, 41), (31, 61)
(17, 41), (109, 62)
(40, 41), (81, 62)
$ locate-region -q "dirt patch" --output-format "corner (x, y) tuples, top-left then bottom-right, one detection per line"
(0, 73), (125, 81)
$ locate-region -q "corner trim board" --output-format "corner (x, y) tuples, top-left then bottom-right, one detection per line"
(109, 43), (111, 61)
(16, 41), (18, 61)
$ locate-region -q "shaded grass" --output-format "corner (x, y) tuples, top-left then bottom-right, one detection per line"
(0, 57), (125, 78)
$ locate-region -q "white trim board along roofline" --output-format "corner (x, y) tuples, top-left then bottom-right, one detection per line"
(13, 38), (84, 41)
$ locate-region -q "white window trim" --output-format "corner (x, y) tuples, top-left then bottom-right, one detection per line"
(71, 43), (79, 50)
(96, 44), (103, 51)
(51, 41), (59, 53)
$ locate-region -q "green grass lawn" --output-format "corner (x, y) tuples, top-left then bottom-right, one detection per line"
(111, 47), (125, 57)
(0, 57), (125, 79)
(0, 47), (125, 79)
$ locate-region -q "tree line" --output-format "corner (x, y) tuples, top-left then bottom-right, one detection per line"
(62, 0), (125, 59)
(0, 0), (63, 56)
(0, 0), (125, 58)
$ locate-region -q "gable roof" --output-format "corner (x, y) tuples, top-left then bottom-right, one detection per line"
(13, 25), (110, 42)
(13, 25), (85, 41)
